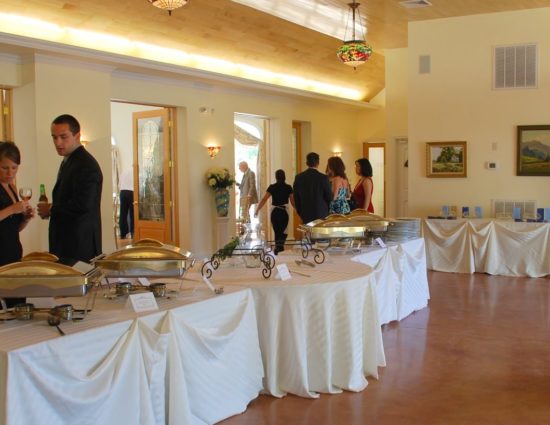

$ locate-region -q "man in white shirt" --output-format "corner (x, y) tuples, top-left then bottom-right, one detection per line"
(237, 161), (258, 223)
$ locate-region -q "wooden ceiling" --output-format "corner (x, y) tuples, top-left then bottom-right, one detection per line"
(1, 0), (550, 102)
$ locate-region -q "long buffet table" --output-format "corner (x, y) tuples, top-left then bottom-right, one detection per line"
(0, 238), (429, 424)
(423, 219), (550, 277)
(0, 287), (263, 425)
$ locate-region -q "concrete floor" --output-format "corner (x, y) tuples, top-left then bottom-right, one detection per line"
(221, 271), (550, 425)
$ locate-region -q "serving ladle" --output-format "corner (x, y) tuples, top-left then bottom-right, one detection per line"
(47, 313), (65, 336)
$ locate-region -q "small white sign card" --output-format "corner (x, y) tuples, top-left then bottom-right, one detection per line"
(72, 261), (94, 274)
(138, 277), (151, 287)
(276, 263), (292, 281)
(375, 237), (387, 248)
(126, 292), (158, 313)
(201, 275), (216, 292)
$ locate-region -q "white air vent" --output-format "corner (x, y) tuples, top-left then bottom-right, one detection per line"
(492, 199), (537, 219)
(494, 44), (537, 89)
(399, 0), (432, 8)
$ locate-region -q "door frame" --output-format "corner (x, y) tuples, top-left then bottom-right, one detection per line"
(132, 108), (179, 245)
(0, 88), (13, 140)
(363, 142), (386, 216)
(292, 121), (302, 239)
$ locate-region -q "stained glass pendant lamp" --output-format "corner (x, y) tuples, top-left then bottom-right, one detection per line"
(336, 1), (373, 69)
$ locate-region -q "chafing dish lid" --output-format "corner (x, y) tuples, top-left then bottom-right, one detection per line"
(299, 212), (390, 238)
(101, 239), (192, 260)
(304, 212), (389, 228)
(0, 252), (83, 277)
(300, 215), (368, 236)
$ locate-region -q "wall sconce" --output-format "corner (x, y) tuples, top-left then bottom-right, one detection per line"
(333, 151), (343, 157)
(207, 146), (221, 158)
(80, 133), (89, 148)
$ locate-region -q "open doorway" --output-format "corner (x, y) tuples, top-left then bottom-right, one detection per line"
(234, 113), (268, 238)
(364, 142), (386, 217)
(110, 102), (178, 248)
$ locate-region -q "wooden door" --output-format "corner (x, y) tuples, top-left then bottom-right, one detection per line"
(132, 109), (174, 244)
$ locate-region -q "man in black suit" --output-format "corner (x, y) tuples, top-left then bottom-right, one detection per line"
(37, 114), (103, 263)
(292, 152), (332, 224)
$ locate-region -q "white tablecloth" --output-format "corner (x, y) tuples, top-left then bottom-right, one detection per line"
(351, 238), (430, 325)
(0, 287), (263, 425)
(200, 239), (429, 399)
(1, 240), (431, 423)
(423, 219), (550, 277)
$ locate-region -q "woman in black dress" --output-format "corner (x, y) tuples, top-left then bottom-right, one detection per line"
(0, 141), (34, 266)
(255, 169), (295, 254)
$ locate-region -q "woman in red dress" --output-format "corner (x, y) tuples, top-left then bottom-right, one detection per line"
(352, 158), (374, 213)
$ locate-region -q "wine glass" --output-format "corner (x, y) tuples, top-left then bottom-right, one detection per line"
(19, 187), (32, 201)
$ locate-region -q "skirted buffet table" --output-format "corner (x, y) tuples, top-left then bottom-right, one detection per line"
(0, 238), (429, 425)
(423, 219), (550, 277)
(0, 287), (263, 425)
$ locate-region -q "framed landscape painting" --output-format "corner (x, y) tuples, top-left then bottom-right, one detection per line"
(426, 141), (467, 178)
(517, 125), (550, 176)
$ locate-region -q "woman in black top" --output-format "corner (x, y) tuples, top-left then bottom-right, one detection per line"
(0, 141), (34, 266)
(255, 169), (295, 254)
(0, 142), (34, 307)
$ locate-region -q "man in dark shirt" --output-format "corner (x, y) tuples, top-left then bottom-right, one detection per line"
(37, 114), (103, 263)
(292, 152), (332, 224)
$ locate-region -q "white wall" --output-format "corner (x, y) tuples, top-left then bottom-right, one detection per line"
(8, 56), (115, 254)
(383, 48), (409, 218)
(1, 53), (370, 258)
(408, 8), (550, 217)
(357, 48), (409, 219)
(111, 74), (364, 256)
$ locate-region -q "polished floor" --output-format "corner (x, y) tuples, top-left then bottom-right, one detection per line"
(221, 271), (550, 425)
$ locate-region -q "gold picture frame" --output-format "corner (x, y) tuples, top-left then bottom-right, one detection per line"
(517, 125), (550, 176)
(426, 141), (467, 178)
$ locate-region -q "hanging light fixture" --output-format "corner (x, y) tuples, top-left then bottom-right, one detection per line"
(148, 0), (189, 16)
(336, 1), (373, 69)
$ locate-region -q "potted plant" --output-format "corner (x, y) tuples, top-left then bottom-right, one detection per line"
(205, 167), (236, 217)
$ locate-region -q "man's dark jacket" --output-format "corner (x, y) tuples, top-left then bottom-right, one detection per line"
(293, 167), (332, 224)
(50, 146), (103, 263)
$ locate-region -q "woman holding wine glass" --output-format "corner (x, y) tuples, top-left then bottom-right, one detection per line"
(0, 141), (35, 268)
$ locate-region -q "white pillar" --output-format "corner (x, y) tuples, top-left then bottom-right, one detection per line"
(216, 217), (231, 249)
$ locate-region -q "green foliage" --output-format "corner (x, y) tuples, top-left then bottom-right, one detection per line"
(520, 156), (550, 174)
(436, 147), (462, 163)
(217, 237), (240, 261)
(431, 162), (463, 173)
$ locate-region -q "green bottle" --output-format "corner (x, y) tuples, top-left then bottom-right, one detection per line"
(38, 184), (48, 203)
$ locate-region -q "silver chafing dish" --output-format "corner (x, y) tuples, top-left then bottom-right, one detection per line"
(299, 210), (390, 242)
(93, 238), (194, 278)
(0, 252), (99, 298)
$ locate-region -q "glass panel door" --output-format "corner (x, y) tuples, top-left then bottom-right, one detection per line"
(133, 109), (173, 243)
